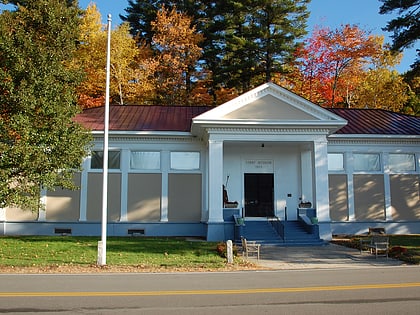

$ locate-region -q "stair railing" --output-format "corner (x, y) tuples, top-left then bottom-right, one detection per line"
(268, 216), (284, 239)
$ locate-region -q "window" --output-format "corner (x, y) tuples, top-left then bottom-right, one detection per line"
(328, 153), (344, 171)
(130, 151), (160, 170)
(170, 152), (200, 170)
(389, 154), (415, 172)
(91, 150), (120, 169)
(354, 153), (380, 171)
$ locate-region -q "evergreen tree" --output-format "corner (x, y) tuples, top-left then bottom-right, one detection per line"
(379, 0), (420, 77)
(0, 0), (92, 211)
(214, 0), (309, 92)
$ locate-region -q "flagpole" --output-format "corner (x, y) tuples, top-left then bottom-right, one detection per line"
(98, 14), (112, 266)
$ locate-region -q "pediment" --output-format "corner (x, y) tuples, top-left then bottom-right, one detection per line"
(191, 82), (347, 135)
(223, 94), (317, 120)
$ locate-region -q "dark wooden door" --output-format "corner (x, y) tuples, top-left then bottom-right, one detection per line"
(244, 173), (274, 217)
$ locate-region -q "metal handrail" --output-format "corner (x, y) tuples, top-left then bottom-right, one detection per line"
(268, 216), (284, 239)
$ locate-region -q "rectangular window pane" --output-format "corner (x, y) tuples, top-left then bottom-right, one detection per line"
(354, 153), (380, 171)
(170, 152), (200, 170)
(328, 153), (344, 171)
(389, 154), (415, 172)
(130, 151), (160, 170)
(91, 151), (120, 169)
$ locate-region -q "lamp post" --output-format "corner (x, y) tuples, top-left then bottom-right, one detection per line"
(97, 14), (112, 266)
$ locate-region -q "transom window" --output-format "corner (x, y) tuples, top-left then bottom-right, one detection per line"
(328, 153), (344, 171)
(170, 152), (200, 170)
(130, 151), (161, 170)
(389, 154), (415, 172)
(90, 150), (121, 169)
(354, 153), (380, 171)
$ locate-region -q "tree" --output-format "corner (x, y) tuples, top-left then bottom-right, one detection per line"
(352, 37), (409, 111)
(0, 0), (92, 211)
(121, 0), (205, 44)
(289, 25), (380, 107)
(122, 0), (310, 100)
(203, 0), (310, 93)
(379, 0), (420, 77)
(354, 52), (408, 111)
(75, 3), (106, 107)
(75, 4), (155, 107)
(149, 5), (204, 105)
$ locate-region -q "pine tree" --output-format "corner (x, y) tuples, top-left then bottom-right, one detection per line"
(379, 0), (420, 77)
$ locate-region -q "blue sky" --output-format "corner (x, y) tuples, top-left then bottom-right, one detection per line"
(2, 0), (416, 72)
(79, 0), (415, 73)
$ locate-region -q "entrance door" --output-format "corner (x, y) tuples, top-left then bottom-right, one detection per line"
(244, 173), (274, 217)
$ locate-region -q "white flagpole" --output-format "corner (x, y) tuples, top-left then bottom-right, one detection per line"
(98, 14), (112, 266)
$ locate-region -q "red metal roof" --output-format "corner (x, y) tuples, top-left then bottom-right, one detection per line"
(76, 105), (211, 132)
(328, 108), (420, 135)
(75, 105), (420, 136)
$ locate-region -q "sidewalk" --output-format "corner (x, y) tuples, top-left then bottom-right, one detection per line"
(246, 243), (405, 269)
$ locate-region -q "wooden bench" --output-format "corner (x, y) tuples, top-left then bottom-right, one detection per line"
(360, 229), (389, 259)
(367, 235), (389, 259)
(241, 237), (260, 260)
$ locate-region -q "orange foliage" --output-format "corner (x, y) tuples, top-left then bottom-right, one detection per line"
(288, 24), (381, 107)
(78, 94), (105, 109)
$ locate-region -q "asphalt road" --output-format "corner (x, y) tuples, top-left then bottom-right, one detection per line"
(1, 267), (420, 314)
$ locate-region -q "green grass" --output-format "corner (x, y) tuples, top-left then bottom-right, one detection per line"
(333, 234), (420, 264)
(0, 236), (231, 269)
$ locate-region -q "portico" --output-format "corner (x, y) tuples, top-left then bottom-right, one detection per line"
(192, 82), (346, 241)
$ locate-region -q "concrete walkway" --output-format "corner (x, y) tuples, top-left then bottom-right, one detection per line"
(246, 243), (405, 269)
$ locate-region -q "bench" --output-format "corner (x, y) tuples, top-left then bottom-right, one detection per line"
(241, 237), (260, 260)
(367, 235), (389, 259)
(359, 228), (389, 258)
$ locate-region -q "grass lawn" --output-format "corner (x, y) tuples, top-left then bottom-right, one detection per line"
(332, 234), (420, 264)
(0, 236), (248, 272)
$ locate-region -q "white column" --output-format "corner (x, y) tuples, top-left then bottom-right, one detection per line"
(208, 139), (224, 222)
(313, 139), (330, 221)
(160, 150), (169, 222)
(313, 139), (332, 240)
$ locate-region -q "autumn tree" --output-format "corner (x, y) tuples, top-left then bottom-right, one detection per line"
(149, 5), (203, 105)
(75, 4), (154, 107)
(289, 24), (380, 107)
(121, 0), (205, 44)
(0, 0), (92, 211)
(352, 37), (409, 111)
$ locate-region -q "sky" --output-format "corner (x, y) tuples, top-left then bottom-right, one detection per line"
(78, 0), (416, 73)
(2, 0), (416, 73)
